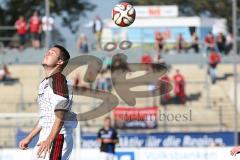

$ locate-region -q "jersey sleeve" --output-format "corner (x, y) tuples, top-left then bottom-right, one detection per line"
(51, 73), (70, 111)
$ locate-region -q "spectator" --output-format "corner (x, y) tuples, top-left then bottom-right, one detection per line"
(0, 65), (11, 81)
(73, 74), (80, 91)
(103, 54), (112, 70)
(97, 116), (118, 160)
(76, 33), (89, 53)
(225, 33), (233, 55)
(158, 75), (171, 105)
(216, 32), (226, 54)
(191, 32), (199, 53)
(42, 15), (54, 46)
(173, 69), (186, 104)
(106, 77), (112, 91)
(141, 53), (152, 64)
(73, 74), (91, 91)
(15, 16), (27, 51)
(176, 33), (185, 53)
(204, 32), (215, 53)
(208, 49), (221, 84)
(155, 31), (164, 60)
(93, 16), (103, 50)
(42, 16), (54, 31)
(29, 11), (42, 49)
(111, 54), (130, 73)
(96, 70), (108, 91)
(141, 53), (153, 71)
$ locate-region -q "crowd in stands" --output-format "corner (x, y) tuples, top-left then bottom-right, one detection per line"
(154, 31), (227, 84)
(13, 12), (235, 57)
(154, 31), (233, 56)
(158, 69), (186, 105)
(140, 54), (186, 105)
(72, 51), (187, 106)
(73, 69), (112, 93)
(154, 31), (200, 57)
(204, 32), (225, 84)
(204, 32), (233, 55)
(14, 10), (54, 50)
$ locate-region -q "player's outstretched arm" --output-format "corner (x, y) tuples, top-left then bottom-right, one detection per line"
(97, 138), (102, 143)
(19, 120), (42, 150)
(102, 138), (119, 144)
(37, 110), (65, 158)
(230, 146), (240, 156)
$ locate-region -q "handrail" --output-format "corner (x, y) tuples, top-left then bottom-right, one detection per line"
(0, 26), (16, 30)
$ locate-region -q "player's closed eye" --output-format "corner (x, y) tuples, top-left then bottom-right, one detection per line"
(46, 50), (59, 57)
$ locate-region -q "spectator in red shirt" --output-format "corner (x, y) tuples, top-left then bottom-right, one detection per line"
(173, 69), (186, 104)
(208, 49), (221, 84)
(141, 53), (153, 71)
(141, 53), (152, 64)
(29, 11), (42, 49)
(15, 16), (27, 50)
(205, 32), (215, 53)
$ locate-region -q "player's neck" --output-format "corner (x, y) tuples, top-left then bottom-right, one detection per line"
(104, 126), (110, 130)
(44, 66), (62, 78)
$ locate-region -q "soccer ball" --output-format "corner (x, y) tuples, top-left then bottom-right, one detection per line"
(112, 2), (136, 27)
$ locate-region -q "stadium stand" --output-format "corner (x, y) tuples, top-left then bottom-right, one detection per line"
(0, 47), (239, 147)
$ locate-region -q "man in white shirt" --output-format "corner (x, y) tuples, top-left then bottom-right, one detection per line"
(19, 45), (77, 160)
(42, 16), (54, 32)
(93, 16), (103, 50)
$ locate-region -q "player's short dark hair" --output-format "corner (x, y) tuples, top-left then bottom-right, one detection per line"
(53, 44), (70, 69)
(104, 116), (111, 121)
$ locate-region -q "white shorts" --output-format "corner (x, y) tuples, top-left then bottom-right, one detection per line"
(100, 152), (115, 160)
(31, 128), (73, 160)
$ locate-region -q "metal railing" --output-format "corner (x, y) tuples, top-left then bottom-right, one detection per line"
(0, 26), (17, 41)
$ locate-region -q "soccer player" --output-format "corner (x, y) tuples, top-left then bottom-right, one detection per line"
(97, 116), (119, 160)
(19, 45), (77, 160)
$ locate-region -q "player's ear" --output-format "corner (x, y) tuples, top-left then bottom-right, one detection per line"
(57, 59), (64, 65)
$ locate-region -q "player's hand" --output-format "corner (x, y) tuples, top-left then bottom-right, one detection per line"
(19, 137), (30, 150)
(37, 139), (52, 159)
(230, 146), (240, 156)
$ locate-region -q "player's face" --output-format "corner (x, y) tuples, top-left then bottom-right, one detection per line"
(104, 118), (111, 128)
(42, 47), (63, 68)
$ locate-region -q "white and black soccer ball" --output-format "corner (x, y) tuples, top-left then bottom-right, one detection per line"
(112, 2), (136, 27)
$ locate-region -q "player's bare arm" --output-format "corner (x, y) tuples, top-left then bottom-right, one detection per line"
(97, 138), (102, 143)
(37, 110), (65, 158)
(102, 138), (118, 144)
(19, 120), (42, 150)
(230, 146), (240, 156)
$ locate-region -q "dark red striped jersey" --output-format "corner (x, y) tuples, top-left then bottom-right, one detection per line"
(37, 72), (77, 134)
